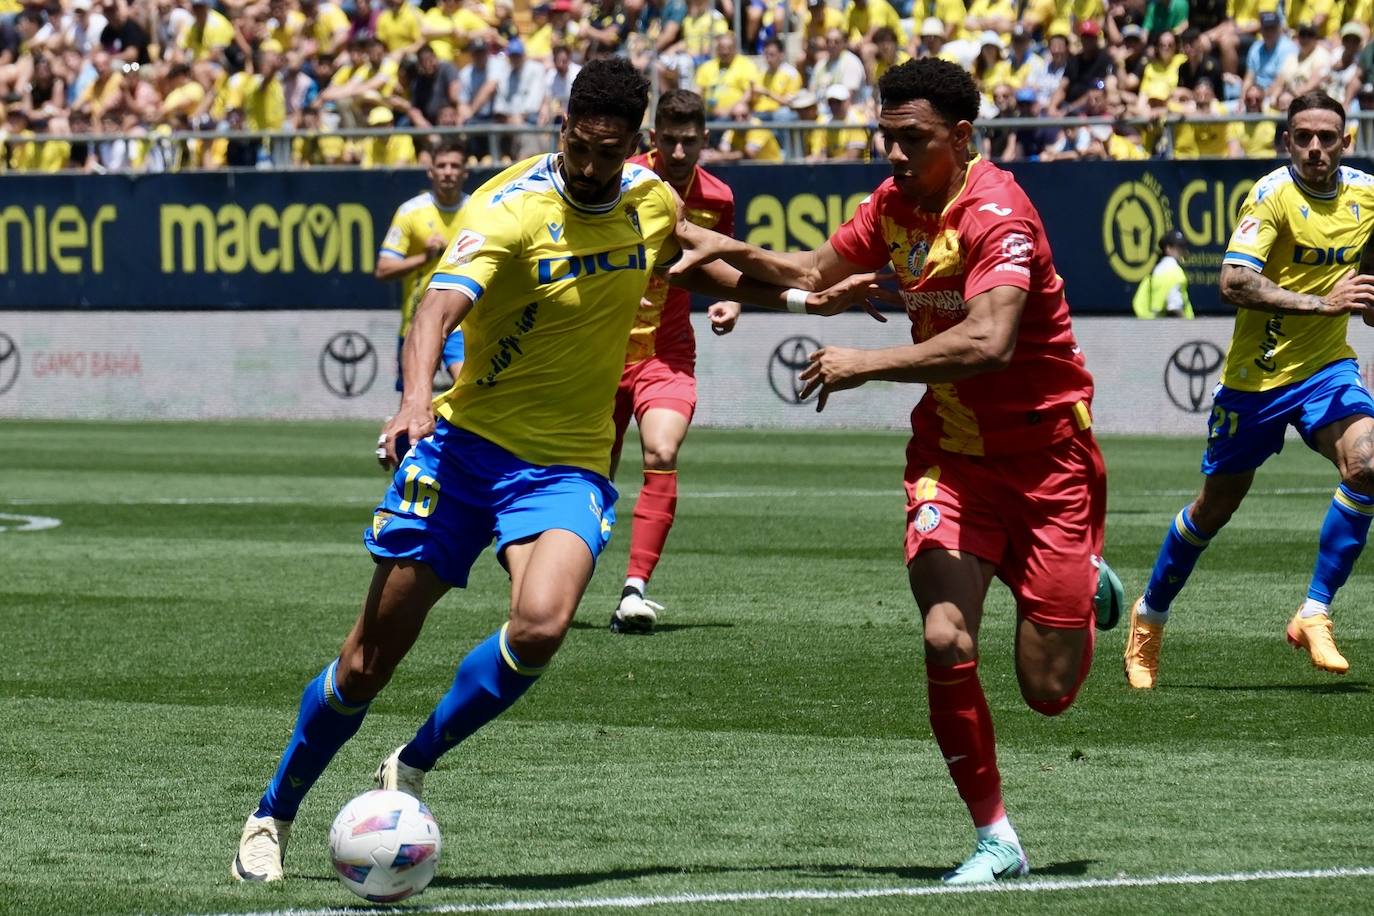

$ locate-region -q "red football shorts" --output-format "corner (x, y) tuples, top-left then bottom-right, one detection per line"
(612, 355), (697, 457)
(903, 429), (1107, 629)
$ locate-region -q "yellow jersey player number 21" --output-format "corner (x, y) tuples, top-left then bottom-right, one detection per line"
(1126, 91), (1374, 691)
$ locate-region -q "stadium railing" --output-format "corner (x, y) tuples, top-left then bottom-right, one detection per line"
(7, 112), (1373, 171)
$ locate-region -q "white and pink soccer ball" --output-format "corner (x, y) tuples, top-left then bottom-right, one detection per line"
(328, 790), (442, 903)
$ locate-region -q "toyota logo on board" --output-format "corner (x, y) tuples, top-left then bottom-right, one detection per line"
(1164, 341), (1225, 413)
(320, 331), (378, 398)
(768, 335), (823, 405)
(0, 332), (19, 396)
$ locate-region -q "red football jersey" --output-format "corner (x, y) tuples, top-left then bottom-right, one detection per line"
(627, 152), (735, 366)
(830, 157), (1094, 457)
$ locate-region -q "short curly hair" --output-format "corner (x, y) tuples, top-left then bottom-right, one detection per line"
(567, 57), (651, 130)
(878, 58), (980, 125)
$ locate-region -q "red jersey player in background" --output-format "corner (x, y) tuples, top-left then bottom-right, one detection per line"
(610, 90), (743, 634)
(669, 59), (1124, 883)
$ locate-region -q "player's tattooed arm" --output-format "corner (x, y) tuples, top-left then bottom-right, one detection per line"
(1220, 264), (1374, 317)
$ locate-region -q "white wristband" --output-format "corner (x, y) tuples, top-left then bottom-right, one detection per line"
(785, 288), (810, 314)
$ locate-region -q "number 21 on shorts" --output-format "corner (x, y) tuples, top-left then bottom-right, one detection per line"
(1208, 406), (1239, 440)
(399, 464), (441, 517)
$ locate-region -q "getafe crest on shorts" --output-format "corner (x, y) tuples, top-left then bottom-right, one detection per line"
(913, 504), (941, 533)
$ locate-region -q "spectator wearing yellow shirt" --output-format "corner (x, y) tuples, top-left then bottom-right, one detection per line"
(910, 0), (968, 39)
(751, 36), (803, 119)
(986, 26), (1045, 91)
(361, 105), (417, 167)
(802, 0), (843, 43)
(1286, 0), (1335, 38)
(73, 49), (124, 118)
(869, 26), (910, 85)
(524, 0), (579, 62)
(422, 0), (490, 64)
(1172, 78), (1228, 157)
(297, 0), (351, 57)
(177, 0), (235, 63)
(695, 32), (759, 118)
(1020, 0), (1101, 43)
(1226, 82), (1278, 157)
(320, 35), (401, 124)
(1229, 0), (1280, 39)
(963, 0), (1015, 42)
(1135, 30), (1185, 116)
(843, 0), (906, 56)
(682, 0), (730, 64)
(160, 62), (205, 119)
(814, 83), (869, 160)
(711, 100), (784, 161)
(377, 0), (425, 54)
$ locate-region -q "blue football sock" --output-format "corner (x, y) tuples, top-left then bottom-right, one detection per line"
(1307, 484), (1374, 604)
(1143, 507), (1214, 616)
(399, 623), (544, 772)
(256, 659), (369, 821)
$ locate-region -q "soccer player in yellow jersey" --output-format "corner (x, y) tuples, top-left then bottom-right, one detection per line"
(375, 139), (470, 394)
(231, 58), (881, 882)
(1127, 91), (1374, 689)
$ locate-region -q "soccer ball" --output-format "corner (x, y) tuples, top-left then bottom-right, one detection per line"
(328, 789), (442, 903)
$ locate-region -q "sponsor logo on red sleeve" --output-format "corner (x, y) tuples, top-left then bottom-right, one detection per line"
(992, 232), (1033, 276)
(978, 202), (1012, 217)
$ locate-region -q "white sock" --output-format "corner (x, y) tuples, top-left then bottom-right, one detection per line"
(1136, 599), (1169, 626)
(624, 577), (646, 595)
(975, 815), (1020, 848)
(1300, 598), (1330, 619)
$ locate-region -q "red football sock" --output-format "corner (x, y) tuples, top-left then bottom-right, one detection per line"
(627, 469), (678, 583)
(927, 658), (1004, 827)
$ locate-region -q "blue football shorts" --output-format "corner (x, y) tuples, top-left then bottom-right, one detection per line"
(394, 331), (466, 391)
(364, 418), (617, 587)
(1202, 358), (1374, 475)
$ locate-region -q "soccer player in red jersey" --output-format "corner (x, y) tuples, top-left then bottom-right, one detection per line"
(669, 58), (1124, 884)
(610, 89), (743, 634)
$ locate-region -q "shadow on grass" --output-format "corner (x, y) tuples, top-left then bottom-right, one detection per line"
(1165, 681), (1370, 694)
(423, 858), (1095, 891)
(568, 620), (736, 634)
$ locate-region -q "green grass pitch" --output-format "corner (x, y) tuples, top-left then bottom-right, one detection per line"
(3, 421), (1374, 915)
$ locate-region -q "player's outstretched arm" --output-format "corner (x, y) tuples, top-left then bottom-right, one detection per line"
(1221, 264), (1374, 317)
(667, 217), (861, 292)
(671, 259), (892, 321)
(798, 285), (1024, 412)
(379, 288), (473, 469)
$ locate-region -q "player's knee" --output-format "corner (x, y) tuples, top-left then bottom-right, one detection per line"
(641, 443), (679, 471)
(1019, 670), (1083, 717)
(923, 623), (975, 664)
(335, 648), (397, 703)
(1189, 497), (1235, 534)
(506, 606), (574, 666)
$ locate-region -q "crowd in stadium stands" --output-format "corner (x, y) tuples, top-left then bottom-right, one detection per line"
(1, 0), (1374, 170)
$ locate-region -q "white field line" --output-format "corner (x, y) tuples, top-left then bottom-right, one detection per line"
(0, 486), (1342, 508)
(189, 866), (1374, 916)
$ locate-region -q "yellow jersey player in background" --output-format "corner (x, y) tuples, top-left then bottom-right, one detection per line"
(231, 58), (883, 883)
(375, 139), (471, 395)
(1126, 91), (1374, 690)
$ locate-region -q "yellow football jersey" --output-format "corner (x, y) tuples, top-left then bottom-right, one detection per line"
(428, 154), (680, 476)
(380, 191), (468, 336)
(1221, 165), (1374, 390)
